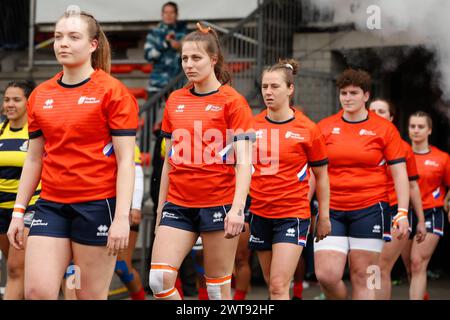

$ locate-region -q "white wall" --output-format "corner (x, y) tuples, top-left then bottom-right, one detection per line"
(36, 0), (258, 23)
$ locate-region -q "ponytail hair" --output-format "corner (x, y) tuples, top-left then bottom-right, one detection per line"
(58, 10), (111, 73)
(183, 22), (231, 85)
(1, 80), (35, 137)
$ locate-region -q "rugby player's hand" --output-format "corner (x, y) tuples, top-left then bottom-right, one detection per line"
(224, 207), (245, 239)
(315, 215), (331, 242)
(415, 220), (427, 243)
(7, 218), (25, 250)
(130, 209), (142, 226)
(107, 215), (130, 256)
(395, 218), (409, 240)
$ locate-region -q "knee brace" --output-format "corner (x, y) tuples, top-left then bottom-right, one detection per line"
(205, 275), (232, 300)
(149, 263), (178, 299)
(115, 260), (134, 284)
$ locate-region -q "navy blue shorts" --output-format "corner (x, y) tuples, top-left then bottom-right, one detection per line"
(28, 198), (116, 246)
(159, 201), (232, 233)
(409, 207), (444, 238)
(329, 202), (390, 240)
(0, 206), (36, 234)
(248, 214), (310, 251)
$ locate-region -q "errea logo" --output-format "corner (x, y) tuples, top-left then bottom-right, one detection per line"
(213, 212), (223, 223)
(205, 104), (222, 112)
(78, 96), (100, 105)
(255, 130), (263, 139)
(285, 131), (304, 141)
(332, 127), (341, 135)
(97, 225), (109, 237)
(372, 225), (381, 233)
(43, 99), (54, 109)
(176, 105), (185, 113)
(286, 228), (296, 237)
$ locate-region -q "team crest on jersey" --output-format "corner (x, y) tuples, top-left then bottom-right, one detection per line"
(424, 160), (439, 167)
(78, 96), (100, 105)
(205, 104), (222, 112)
(43, 99), (54, 109)
(359, 129), (376, 136)
(19, 140), (29, 152)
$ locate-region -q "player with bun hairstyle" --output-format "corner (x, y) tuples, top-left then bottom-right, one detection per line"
(149, 23), (254, 300)
(249, 59), (330, 299)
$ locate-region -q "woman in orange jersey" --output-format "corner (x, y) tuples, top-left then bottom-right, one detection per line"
(0, 81), (39, 299)
(314, 69), (410, 300)
(149, 23), (254, 300)
(7, 9), (138, 300)
(401, 111), (450, 300)
(369, 99), (426, 300)
(249, 59), (331, 300)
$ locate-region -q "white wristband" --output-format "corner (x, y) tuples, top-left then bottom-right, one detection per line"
(12, 212), (25, 219)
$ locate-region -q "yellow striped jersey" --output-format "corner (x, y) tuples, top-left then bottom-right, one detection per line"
(0, 122), (41, 209)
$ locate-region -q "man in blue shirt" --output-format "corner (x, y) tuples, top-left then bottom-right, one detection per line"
(144, 2), (188, 93)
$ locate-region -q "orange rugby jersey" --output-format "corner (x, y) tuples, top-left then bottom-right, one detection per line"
(250, 108), (328, 219)
(414, 146), (450, 210)
(27, 69), (139, 203)
(387, 140), (419, 206)
(161, 84), (255, 207)
(318, 110), (405, 211)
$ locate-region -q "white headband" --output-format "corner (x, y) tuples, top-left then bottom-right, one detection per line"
(284, 63), (294, 71)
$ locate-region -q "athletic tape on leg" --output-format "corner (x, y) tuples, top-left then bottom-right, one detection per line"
(205, 275), (232, 300)
(149, 263), (178, 298)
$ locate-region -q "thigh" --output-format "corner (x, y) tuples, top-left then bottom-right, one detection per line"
(348, 249), (380, 272)
(314, 249), (347, 278)
(270, 243), (303, 282)
(257, 250), (272, 285)
(71, 242), (116, 298)
(152, 225), (198, 270)
(0, 233), (9, 258)
(410, 233), (440, 262)
(201, 230), (239, 277)
(25, 236), (72, 297)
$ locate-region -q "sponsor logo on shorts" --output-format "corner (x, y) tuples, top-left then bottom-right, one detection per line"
(212, 212), (223, 223)
(372, 225), (381, 233)
(162, 211), (179, 220)
(286, 228), (296, 237)
(425, 221), (432, 228)
(249, 235), (264, 244)
(31, 219), (48, 227)
(97, 225), (109, 237)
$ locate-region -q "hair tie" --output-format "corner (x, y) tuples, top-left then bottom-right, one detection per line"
(197, 22), (211, 34)
(284, 63), (294, 71)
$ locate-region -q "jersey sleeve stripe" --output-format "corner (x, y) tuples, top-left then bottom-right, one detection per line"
(309, 158), (329, 167)
(387, 157), (406, 165)
(160, 130), (172, 139)
(110, 129), (137, 136)
(233, 132), (256, 142)
(29, 130), (43, 139)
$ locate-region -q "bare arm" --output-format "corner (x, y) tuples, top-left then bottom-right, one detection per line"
(8, 136), (44, 249)
(409, 180), (426, 242)
(311, 165), (330, 242)
(107, 136), (135, 255)
(390, 162), (410, 238)
(224, 139), (252, 239)
(155, 138), (173, 231)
